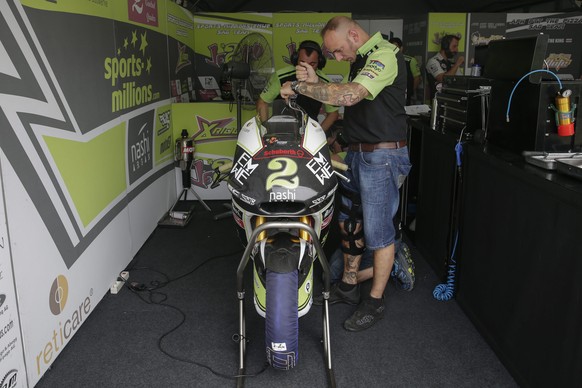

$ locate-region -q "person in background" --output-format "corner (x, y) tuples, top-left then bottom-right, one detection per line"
(389, 37), (421, 105)
(281, 16), (411, 332)
(425, 34), (464, 100)
(256, 40), (339, 131)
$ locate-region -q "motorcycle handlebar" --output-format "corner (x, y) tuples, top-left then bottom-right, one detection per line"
(331, 159), (348, 171)
(218, 161), (233, 173)
(210, 161), (233, 189)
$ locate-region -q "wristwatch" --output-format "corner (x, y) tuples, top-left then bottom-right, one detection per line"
(291, 80), (300, 94)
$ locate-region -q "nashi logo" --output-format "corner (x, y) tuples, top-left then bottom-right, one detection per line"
(0, 369), (18, 388)
(48, 275), (68, 315)
(127, 110), (155, 184)
(37, 277), (93, 376)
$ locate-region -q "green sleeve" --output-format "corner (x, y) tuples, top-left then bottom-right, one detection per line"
(259, 72), (281, 103)
(352, 48), (398, 99)
(324, 103), (339, 113)
(409, 56), (421, 78)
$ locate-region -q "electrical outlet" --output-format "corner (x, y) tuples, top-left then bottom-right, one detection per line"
(110, 271), (129, 294)
(110, 281), (123, 294)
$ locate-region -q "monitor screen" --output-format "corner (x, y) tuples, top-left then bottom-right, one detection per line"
(483, 34), (549, 83)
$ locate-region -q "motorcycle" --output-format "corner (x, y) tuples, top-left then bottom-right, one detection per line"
(215, 100), (345, 387)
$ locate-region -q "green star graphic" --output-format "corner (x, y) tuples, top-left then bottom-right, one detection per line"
(117, 48), (120, 55)
(123, 38), (128, 50)
(131, 31), (138, 47)
(146, 58), (152, 74)
(139, 31), (148, 56)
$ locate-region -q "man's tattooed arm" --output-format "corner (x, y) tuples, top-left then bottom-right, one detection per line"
(296, 81), (369, 106)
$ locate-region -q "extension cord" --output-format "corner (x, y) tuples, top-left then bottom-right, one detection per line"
(110, 271), (129, 294)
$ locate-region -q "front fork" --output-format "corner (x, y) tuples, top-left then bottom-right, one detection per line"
(235, 221), (335, 387)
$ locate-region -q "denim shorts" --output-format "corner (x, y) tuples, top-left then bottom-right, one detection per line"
(338, 147), (411, 249)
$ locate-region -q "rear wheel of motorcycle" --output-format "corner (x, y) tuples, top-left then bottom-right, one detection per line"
(265, 269), (299, 370)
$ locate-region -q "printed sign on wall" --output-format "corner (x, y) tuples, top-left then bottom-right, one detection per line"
(171, 102), (255, 200)
(506, 13), (582, 79)
(192, 13), (273, 102)
(167, 2), (196, 102)
(0, 161), (27, 388)
(273, 13), (350, 84)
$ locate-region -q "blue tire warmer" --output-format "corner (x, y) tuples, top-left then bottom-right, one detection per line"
(265, 270), (299, 370)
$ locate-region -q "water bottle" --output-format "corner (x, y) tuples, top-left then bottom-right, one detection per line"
(471, 64), (482, 77)
(430, 96), (439, 130)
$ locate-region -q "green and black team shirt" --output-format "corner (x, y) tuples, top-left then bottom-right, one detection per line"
(260, 65), (339, 121)
(345, 32), (408, 144)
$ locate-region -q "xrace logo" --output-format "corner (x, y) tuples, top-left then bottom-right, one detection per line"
(193, 116), (237, 140)
(37, 275), (93, 376)
(104, 29), (159, 113)
(128, 110), (154, 184)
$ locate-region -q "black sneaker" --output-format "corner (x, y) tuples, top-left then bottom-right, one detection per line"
(343, 297), (385, 332)
(313, 283), (360, 306)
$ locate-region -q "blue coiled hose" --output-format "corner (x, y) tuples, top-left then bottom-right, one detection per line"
(433, 231), (458, 301)
(433, 139), (463, 301)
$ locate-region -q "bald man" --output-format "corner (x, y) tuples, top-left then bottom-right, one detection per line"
(281, 16), (411, 332)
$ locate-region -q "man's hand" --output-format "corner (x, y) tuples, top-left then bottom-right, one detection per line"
(296, 61), (318, 83)
(455, 56), (465, 67)
(280, 81), (295, 100)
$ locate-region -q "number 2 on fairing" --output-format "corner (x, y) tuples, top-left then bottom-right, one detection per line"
(266, 158), (299, 190)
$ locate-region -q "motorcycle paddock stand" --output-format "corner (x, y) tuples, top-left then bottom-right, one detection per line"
(234, 221), (337, 388)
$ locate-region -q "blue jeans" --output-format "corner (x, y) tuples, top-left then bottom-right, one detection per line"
(338, 147), (411, 249)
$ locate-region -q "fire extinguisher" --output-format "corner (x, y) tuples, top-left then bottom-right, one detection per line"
(552, 89), (576, 137)
(175, 129), (195, 188)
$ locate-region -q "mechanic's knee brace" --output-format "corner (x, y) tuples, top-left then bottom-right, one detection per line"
(340, 223), (365, 256)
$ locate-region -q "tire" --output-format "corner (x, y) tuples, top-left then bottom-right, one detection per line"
(265, 269), (299, 370)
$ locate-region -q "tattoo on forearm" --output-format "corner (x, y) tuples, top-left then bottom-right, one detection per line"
(298, 82), (365, 106)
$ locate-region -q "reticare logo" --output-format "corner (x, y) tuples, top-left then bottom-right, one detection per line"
(36, 277), (93, 376)
(48, 275), (68, 315)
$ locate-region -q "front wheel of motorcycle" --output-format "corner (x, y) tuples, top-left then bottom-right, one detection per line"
(265, 269), (299, 370)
